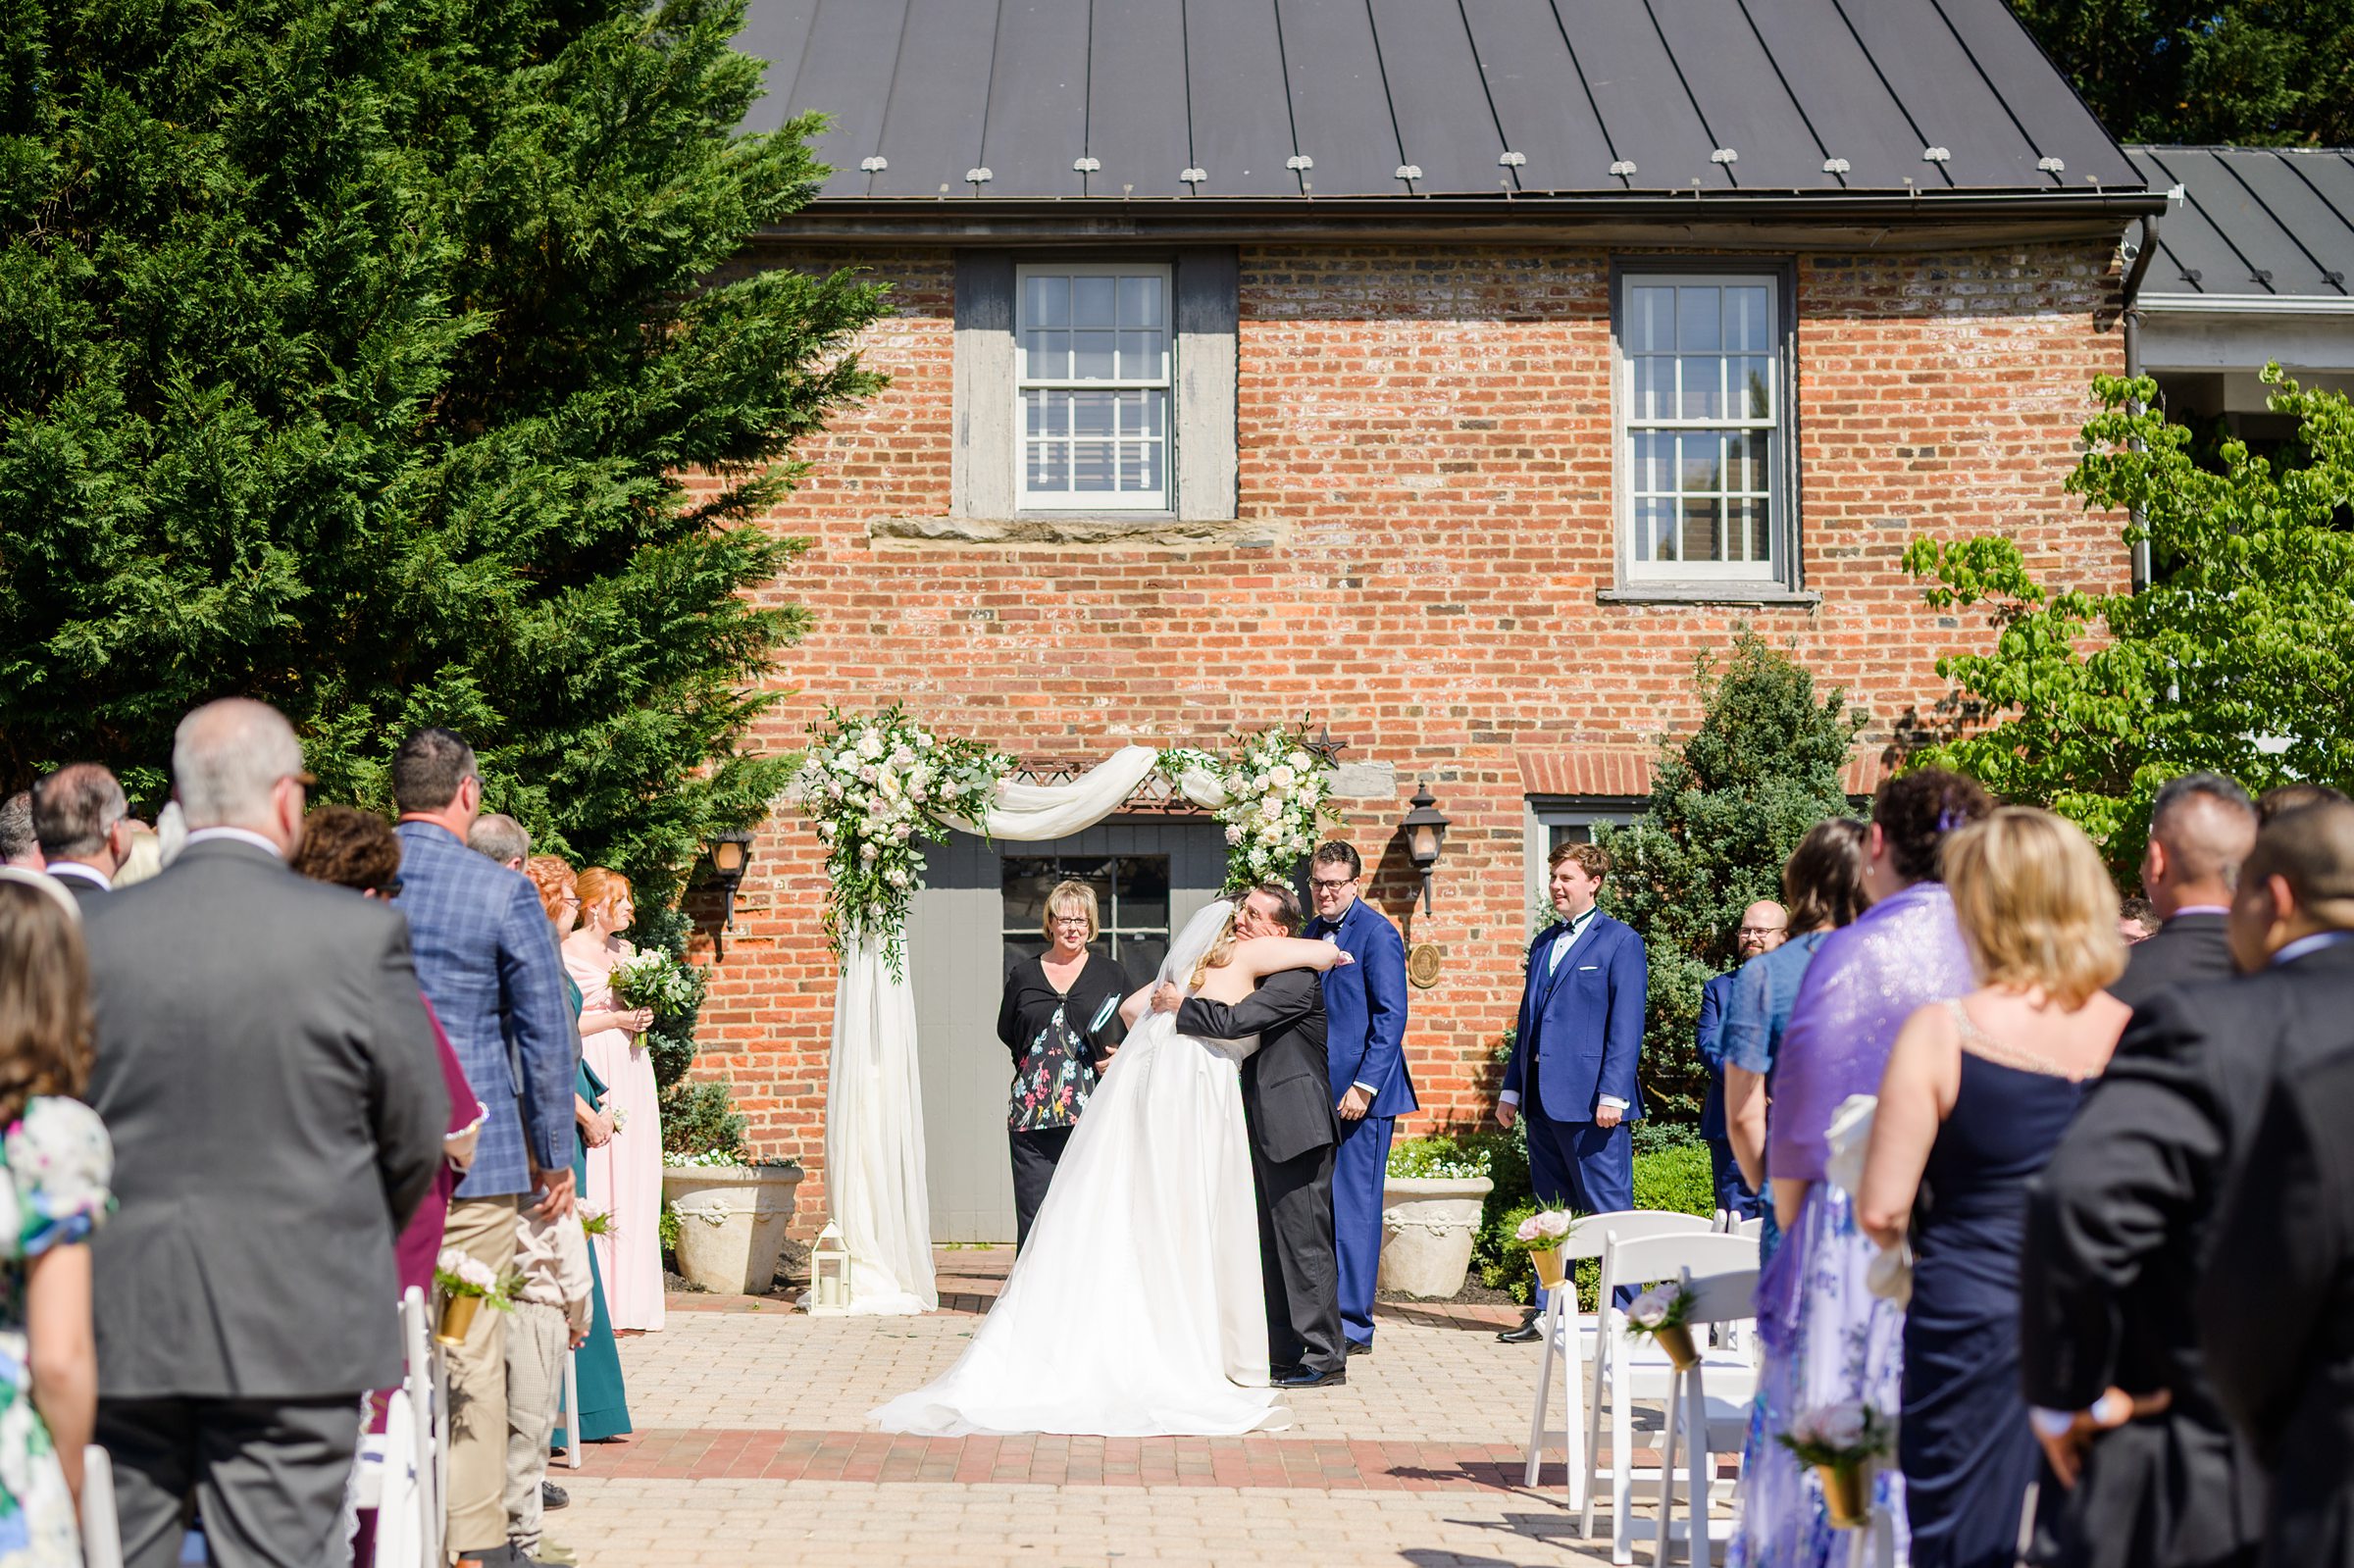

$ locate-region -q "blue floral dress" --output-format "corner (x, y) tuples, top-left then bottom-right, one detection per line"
(0, 1097), (113, 1565)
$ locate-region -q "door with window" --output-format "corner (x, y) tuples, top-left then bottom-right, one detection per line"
(905, 819), (1228, 1241)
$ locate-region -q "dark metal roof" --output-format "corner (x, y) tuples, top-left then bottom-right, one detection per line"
(2125, 147), (2354, 301)
(742, 0), (2142, 203)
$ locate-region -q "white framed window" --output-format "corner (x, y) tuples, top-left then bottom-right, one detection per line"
(1616, 272), (1790, 584)
(1016, 263), (1171, 511)
(1523, 795), (1644, 929)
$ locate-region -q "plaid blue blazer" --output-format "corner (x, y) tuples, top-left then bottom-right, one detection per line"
(393, 821), (578, 1198)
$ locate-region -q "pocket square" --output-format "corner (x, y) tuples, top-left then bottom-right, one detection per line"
(1577, 964), (1600, 971)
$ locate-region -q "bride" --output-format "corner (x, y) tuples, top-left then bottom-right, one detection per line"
(872, 899), (1351, 1437)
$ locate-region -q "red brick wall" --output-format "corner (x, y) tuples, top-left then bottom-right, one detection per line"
(688, 238), (2125, 1233)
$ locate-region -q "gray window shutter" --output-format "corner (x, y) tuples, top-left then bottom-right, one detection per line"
(952, 251), (1016, 518)
(1173, 248), (1239, 521)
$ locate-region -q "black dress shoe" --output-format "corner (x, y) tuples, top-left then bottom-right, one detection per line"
(1275, 1367), (1346, 1388)
(1496, 1311), (1544, 1344)
(541, 1480), (569, 1509)
(1346, 1340), (1371, 1357)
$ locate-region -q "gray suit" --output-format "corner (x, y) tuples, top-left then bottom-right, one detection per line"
(82, 836), (447, 1568)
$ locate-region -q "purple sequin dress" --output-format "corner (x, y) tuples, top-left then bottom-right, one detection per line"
(1726, 881), (1976, 1568)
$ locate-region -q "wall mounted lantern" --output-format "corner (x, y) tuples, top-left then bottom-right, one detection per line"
(1401, 780), (1451, 917)
(706, 829), (755, 948)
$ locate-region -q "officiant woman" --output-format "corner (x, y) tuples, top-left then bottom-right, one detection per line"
(998, 881), (1130, 1249)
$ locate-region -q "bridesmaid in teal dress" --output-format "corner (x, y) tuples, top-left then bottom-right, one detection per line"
(524, 857), (634, 1446)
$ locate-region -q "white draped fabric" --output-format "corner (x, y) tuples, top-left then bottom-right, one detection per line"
(819, 744), (1230, 1315)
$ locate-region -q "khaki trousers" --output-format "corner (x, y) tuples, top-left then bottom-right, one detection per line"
(502, 1300), (567, 1552)
(441, 1195), (521, 1556)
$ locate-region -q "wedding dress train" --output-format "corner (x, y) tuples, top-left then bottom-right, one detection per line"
(872, 901), (1286, 1437)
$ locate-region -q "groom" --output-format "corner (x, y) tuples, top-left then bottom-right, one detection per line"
(1154, 883), (1346, 1388)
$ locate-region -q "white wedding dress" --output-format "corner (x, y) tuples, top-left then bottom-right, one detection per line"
(872, 901), (1287, 1437)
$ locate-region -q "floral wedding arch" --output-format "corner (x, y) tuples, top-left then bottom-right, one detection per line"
(784, 706), (1336, 1313)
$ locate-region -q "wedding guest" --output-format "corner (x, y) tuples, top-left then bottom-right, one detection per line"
(500, 1159), (591, 1567)
(0, 874), (110, 1553)
(1858, 809), (2128, 1568)
(1302, 841), (1412, 1357)
(111, 823), (163, 888)
(30, 763), (133, 904)
(1725, 768), (1988, 1568)
(1720, 818), (1871, 1261)
(2256, 782), (2349, 823)
(996, 880), (1130, 1250)
(1, 790), (44, 869)
(2020, 802), (2354, 1568)
(2112, 774), (2256, 1012)
(389, 726), (576, 1567)
(470, 813), (532, 872)
(523, 854), (632, 1449)
(85, 699), (447, 1567)
(1698, 899), (1785, 1223)
(1496, 840), (1647, 1342)
(2117, 896), (2160, 944)
(564, 867), (664, 1333)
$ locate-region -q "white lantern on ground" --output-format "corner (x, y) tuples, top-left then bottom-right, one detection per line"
(806, 1221), (851, 1316)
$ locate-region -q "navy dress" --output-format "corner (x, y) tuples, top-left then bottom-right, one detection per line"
(1901, 1001), (2089, 1568)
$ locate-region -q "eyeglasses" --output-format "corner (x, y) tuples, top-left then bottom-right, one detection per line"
(375, 877), (405, 898)
(1736, 925), (1787, 938)
(1309, 877), (1356, 892)
(1049, 915), (1091, 928)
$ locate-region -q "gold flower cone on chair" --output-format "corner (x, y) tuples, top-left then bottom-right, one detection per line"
(435, 1293), (481, 1347)
(1532, 1246), (1567, 1290)
(1655, 1323), (1701, 1371)
(1817, 1461), (1870, 1529)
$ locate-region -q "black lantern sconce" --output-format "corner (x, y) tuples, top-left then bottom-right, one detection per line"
(1401, 779), (1451, 917)
(706, 829), (756, 952)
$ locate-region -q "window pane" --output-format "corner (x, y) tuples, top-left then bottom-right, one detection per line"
(1731, 496), (1770, 563)
(1072, 389), (1115, 437)
(1677, 286), (1720, 352)
(1002, 857), (1059, 933)
(1632, 357), (1668, 421)
(1074, 329), (1116, 379)
(1634, 430), (1672, 493)
(1680, 432), (1722, 495)
(1726, 285), (1770, 351)
(1134, 439), (1163, 495)
(1027, 440), (1068, 490)
(1638, 497), (1676, 560)
(1025, 329), (1068, 379)
(1026, 276), (1068, 329)
(1115, 855), (1170, 931)
(1678, 356), (1721, 420)
(1680, 496), (1722, 561)
(1072, 439), (1115, 491)
(1630, 286), (1674, 353)
(1073, 275), (1117, 329)
(1118, 275), (1164, 329)
(1741, 357), (1773, 419)
(1118, 330), (1163, 379)
(1735, 430), (1770, 493)
(1119, 935), (1169, 980)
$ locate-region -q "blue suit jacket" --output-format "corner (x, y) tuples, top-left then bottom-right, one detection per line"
(393, 821), (578, 1199)
(1305, 896), (1417, 1117)
(1696, 972), (1736, 1139)
(1504, 911), (1648, 1124)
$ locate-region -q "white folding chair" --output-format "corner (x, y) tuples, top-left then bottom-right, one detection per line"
(400, 1286), (444, 1568)
(81, 1444), (125, 1568)
(563, 1349), (584, 1470)
(1651, 1262), (1762, 1566)
(1523, 1212), (1714, 1510)
(1582, 1231), (1761, 1564)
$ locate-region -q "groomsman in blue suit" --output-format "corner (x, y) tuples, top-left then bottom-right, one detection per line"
(1496, 839), (1648, 1340)
(1695, 899), (1784, 1222)
(1303, 841), (1415, 1358)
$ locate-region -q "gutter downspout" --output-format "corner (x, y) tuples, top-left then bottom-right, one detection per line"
(2113, 211), (2161, 590)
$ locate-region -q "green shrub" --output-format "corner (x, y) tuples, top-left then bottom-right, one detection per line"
(659, 1079), (748, 1159)
(1387, 1135), (1496, 1180)
(1632, 1138), (1717, 1218)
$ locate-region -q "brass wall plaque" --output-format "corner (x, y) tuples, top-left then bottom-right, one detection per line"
(1407, 941), (1443, 989)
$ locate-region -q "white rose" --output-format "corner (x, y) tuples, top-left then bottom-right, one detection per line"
(1288, 749), (1311, 771)
(1816, 1402), (1868, 1450)
(885, 868), (909, 888)
(818, 821), (837, 839)
(890, 745), (916, 770)
(857, 732), (884, 760)
(1627, 1289), (1671, 1330)
(1225, 825), (1245, 845)
(1267, 765), (1296, 789)
(1535, 1210), (1571, 1239)
(894, 822), (911, 840)
(859, 842), (878, 863)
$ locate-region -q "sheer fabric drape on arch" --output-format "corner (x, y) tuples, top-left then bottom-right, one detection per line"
(816, 745), (1230, 1314)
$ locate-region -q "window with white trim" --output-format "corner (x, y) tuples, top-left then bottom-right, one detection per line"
(1617, 273), (1789, 584)
(1016, 263), (1171, 511)
(1523, 795), (1644, 929)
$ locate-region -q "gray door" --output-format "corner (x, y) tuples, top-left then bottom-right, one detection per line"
(906, 819), (1229, 1242)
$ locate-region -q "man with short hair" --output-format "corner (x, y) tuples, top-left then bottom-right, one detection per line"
(2256, 782), (2350, 824)
(1697, 899), (1784, 1222)
(2112, 773), (2258, 1012)
(2117, 896), (2161, 945)
(469, 812), (533, 870)
(31, 761), (134, 902)
(2019, 795), (2345, 1568)
(389, 727), (578, 1567)
(1496, 840), (1648, 1341)
(82, 698), (447, 1568)
(1301, 840), (1413, 1358)
(0, 789), (40, 869)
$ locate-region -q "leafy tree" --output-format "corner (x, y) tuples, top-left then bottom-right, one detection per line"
(2005, 1), (2354, 146)
(1594, 635), (1869, 1122)
(0, 0), (887, 903)
(1904, 370), (2354, 873)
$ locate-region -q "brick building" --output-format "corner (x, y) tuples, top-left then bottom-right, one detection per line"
(691, 0), (2165, 1241)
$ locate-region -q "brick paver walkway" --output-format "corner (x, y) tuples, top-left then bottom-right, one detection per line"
(544, 1248), (1690, 1566)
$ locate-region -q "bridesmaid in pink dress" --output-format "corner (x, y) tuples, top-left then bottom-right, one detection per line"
(563, 867), (666, 1332)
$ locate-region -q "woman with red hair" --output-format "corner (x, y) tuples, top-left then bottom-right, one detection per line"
(561, 868), (664, 1332)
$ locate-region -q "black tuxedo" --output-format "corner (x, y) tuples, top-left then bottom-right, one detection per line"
(1180, 969), (1344, 1376)
(2199, 1016), (2354, 1568)
(2021, 942), (2354, 1566)
(2110, 912), (2235, 1013)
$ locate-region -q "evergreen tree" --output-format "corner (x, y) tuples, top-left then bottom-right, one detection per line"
(1595, 635), (1869, 1121)
(0, 0), (887, 901)
(2007, 1), (2354, 146)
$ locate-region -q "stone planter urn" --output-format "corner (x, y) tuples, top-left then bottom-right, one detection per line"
(661, 1163), (803, 1295)
(1376, 1174), (1496, 1299)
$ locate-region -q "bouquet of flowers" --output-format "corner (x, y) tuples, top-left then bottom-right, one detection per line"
(1776, 1399), (1894, 1529)
(1624, 1282), (1701, 1370)
(1159, 721), (1338, 893)
(609, 949), (704, 1022)
(1506, 1207), (1580, 1290)
(433, 1247), (518, 1346)
(789, 704), (1014, 974)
